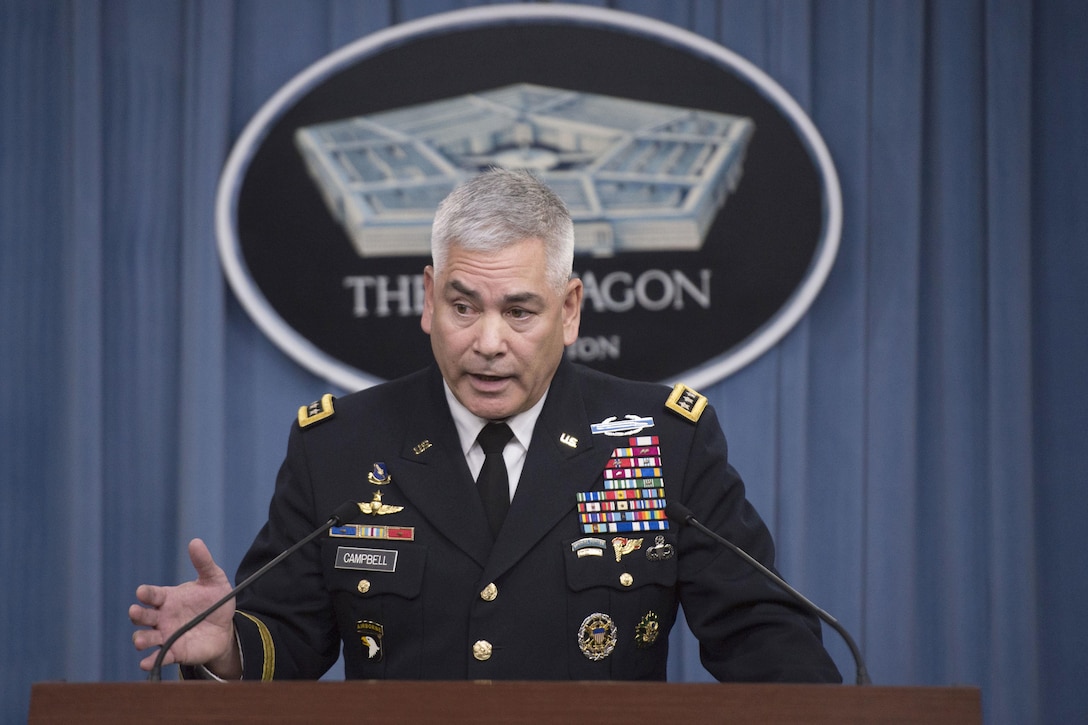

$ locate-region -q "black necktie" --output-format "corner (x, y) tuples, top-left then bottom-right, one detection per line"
(476, 423), (514, 538)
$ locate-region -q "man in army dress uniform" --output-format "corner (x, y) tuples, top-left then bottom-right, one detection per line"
(130, 168), (840, 683)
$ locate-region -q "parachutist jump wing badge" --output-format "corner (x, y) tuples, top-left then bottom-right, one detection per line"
(645, 535), (675, 561)
(358, 490), (403, 516)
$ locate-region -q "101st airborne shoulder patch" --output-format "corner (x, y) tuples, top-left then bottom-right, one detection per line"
(298, 393), (336, 428)
(665, 383), (708, 423)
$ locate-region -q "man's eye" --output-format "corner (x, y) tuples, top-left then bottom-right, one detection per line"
(453, 303), (471, 315)
(508, 308), (530, 320)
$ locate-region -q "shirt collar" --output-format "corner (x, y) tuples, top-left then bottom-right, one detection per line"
(443, 382), (548, 456)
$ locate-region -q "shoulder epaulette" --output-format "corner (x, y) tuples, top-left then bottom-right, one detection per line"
(298, 393), (336, 428)
(665, 383), (708, 423)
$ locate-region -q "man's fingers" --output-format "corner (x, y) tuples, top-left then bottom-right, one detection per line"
(187, 538), (225, 583)
(135, 583), (165, 608)
(131, 626), (162, 652)
(138, 648), (171, 672)
(129, 602), (157, 627)
(131, 540), (231, 669)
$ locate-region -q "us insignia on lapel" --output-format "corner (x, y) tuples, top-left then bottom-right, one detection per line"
(665, 384), (707, 422)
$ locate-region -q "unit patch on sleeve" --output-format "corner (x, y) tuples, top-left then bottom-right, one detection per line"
(665, 384), (708, 423)
(298, 393), (336, 428)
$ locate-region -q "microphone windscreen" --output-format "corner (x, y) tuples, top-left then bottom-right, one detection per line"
(665, 500), (694, 525)
(329, 500), (361, 526)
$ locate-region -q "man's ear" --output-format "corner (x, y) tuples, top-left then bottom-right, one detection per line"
(420, 265), (435, 335)
(562, 277), (583, 346)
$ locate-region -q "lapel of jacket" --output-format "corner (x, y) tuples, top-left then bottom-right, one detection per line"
(481, 360), (608, 582)
(392, 367), (494, 568)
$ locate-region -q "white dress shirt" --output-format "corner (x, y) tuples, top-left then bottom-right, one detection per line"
(442, 382), (548, 502)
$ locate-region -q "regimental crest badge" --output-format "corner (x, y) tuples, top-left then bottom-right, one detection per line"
(367, 462), (391, 485)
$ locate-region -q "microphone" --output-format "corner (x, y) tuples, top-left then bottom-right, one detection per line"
(148, 500), (360, 681)
(665, 501), (871, 685)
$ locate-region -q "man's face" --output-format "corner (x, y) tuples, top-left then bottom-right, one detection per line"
(421, 238), (582, 421)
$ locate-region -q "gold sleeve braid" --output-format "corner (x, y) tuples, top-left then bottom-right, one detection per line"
(237, 610), (275, 681)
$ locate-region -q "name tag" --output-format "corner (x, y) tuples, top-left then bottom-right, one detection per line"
(335, 546), (398, 572)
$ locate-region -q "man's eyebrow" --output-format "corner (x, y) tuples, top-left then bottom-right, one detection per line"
(503, 291), (545, 306)
(448, 279), (480, 301)
(447, 279), (544, 306)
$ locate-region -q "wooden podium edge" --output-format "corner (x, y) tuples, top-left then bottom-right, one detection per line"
(29, 680), (982, 724)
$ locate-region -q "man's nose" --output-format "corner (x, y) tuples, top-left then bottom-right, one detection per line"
(473, 312), (508, 356)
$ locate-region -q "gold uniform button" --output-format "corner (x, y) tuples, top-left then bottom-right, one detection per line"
(619, 572), (634, 587)
(357, 579), (371, 594)
(480, 583), (498, 601)
(472, 640), (493, 661)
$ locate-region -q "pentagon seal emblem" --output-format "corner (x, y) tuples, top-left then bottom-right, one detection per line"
(216, 6), (840, 392)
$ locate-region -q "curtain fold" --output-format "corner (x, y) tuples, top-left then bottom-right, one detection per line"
(2, 2), (1083, 723)
(863, 0), (925, 686)
(61, 0), (107, 683)
(982, 1), (1038, 722)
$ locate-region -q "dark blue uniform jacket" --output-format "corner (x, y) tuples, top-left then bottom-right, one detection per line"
(230, 360), (841, 683)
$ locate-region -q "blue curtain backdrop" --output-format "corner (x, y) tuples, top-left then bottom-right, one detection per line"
(2, 1), (1085, 723)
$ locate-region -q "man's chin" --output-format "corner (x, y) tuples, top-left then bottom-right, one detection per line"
(459, 387), (518, 421)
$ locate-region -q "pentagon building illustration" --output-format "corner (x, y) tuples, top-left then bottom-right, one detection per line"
(294, 83), (755, 257)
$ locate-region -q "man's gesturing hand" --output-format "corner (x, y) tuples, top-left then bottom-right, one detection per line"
(129, 538), (241, 678)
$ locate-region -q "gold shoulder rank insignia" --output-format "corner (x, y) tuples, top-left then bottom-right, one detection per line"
(665, 383), (708, 423)
(298, 393), (335, 428)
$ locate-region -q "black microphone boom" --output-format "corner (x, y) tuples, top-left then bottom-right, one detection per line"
(147, 500), (359, 681)
(665, 501), (871, 685)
